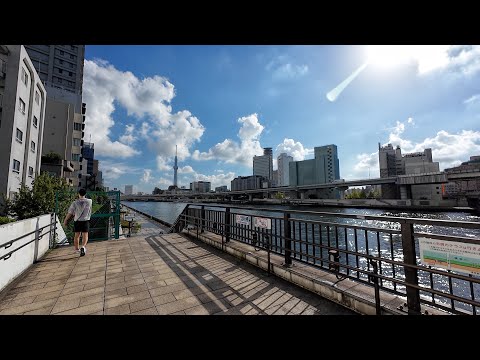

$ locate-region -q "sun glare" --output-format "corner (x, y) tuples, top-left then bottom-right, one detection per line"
(366, 45), (416, 68)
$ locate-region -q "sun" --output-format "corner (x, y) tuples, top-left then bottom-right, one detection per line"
(366, 45), (416, 68)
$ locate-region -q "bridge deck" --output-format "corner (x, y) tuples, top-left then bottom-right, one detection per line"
(0, 216), (354, 315)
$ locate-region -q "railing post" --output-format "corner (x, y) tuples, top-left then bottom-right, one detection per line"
(225, 207), (231, 243)
(201, 205), (205, 233)
(284, 213), (292, 267)
(401, 221), (421, 314)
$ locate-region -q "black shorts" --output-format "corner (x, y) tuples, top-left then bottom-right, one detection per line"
(74, 220), (90, 233)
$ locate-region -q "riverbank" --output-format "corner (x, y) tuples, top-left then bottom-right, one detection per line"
(123, 197), (478, 214)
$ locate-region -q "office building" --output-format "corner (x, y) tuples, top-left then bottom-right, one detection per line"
(190, 181), (211, 193)
(231, 175), (268, 191)
(277, 153), (293, 186)
(289, 145), (340, 199)
(25, 45), (86, 187)
(0, 45), (46, 201)
(253, 147), (273, 180)
(125, 185), (133, 195)
(215, 185), (228, 192)
(444, 155), (480, 197)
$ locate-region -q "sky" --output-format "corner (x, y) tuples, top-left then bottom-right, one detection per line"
(83, 45), (480, 193)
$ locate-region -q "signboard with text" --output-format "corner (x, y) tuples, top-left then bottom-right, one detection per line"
(236, 214), (251, 226)
(253, 217), (271, 229)
(419, 237), (480, 275)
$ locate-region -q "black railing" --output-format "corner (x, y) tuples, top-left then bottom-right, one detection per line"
(174, 204), (480, 315)
(0, 214), (58, 261)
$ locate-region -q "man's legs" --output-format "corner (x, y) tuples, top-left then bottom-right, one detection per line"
(81, 232), (89, 248)
(74, 232), (81, 251)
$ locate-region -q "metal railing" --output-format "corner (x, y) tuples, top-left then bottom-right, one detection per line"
(175, 204), (480, 315)
(0, 214), (58, 261)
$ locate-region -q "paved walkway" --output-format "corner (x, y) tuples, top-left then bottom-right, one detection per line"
(0, 214), (355, 315)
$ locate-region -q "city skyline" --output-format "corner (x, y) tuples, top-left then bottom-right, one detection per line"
(83, 45), (480, 192)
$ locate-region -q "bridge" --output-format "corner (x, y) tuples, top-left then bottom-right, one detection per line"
(122, 172), (449, 201)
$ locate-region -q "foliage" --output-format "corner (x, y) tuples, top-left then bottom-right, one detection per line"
(345, 188), (381, 199)
(0, 216), (14, 225)
(274, 192), (285, 199)
(41, 152), (63, 164)
(153, 187), (163, 195)
(4, 172), (70, 220)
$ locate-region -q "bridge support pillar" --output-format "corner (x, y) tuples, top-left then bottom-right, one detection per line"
(248, 194), (253, 201)
(400, 185), (411, 200)
(300, 192), (305, 200)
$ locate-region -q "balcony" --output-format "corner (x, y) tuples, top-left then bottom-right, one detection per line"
(63, 160), (74, 172)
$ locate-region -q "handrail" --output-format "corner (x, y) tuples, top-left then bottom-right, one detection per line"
(0, 222), (55, 249)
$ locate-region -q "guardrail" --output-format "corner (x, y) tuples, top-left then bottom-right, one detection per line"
(173, 204), (480, 315)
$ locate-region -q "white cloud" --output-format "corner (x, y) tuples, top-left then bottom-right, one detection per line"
(367, 45), (480, 76)
(351, 152), (380, 180)
(464, 94), (480, 105)
(194, 172), (236, 189)
(100, 161), (142, 181)
(178, 166), (194, 174)
(407, 117), (414, 124)
(119, 124), (136, 145)
(275, 138), (313, 161)
(157, 177), (171, 187)
(266, 55), (309, 80)
(83, 59), (205, 163)
(192, 113), (264, 167)
(141, 169), (153, 183)
(156, 156), (171, 171)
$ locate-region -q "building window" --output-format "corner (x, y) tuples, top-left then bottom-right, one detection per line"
(16, 128), (23, 142)
(60, 59), (63, 64)
(19, 98), (26, 114)
(70, 45), (75, 51)
(28, 166), (34, 177)
(21, 68), (28, 86)
(70, 54), (74, 60)
(60, 50), (64, 55)
(73, 138), (81, 146)
(58, 78), (62, 84)
(33, 116), (38, 128)
(73, 122), (82, 131)
(31, 141), (36, 152)
(72, 153), (80, 161)
(69, 63), (73, 68)
(35, 90), (40, 104)
(58, 68), (63, 74)
(69, 72), (72, 77)
(13, 159), (20, 173)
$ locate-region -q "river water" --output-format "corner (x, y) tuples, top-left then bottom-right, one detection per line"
(123, 201), (480, 313)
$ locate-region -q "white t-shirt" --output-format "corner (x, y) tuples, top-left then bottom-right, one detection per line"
(68, 198), (93, 221)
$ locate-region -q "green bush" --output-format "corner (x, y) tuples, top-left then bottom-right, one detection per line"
(0, 216), (14, 225)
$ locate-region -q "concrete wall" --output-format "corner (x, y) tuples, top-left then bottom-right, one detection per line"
(0, 214), (54, 292)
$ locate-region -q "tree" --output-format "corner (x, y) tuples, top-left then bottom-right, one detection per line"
(274, 192), (285, 199)
(5, 172), (71, 220)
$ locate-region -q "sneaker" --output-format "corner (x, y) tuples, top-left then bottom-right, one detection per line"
(80, 247), (86, 257)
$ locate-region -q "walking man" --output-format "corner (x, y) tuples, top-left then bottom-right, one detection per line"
(64, 188), (92, 256)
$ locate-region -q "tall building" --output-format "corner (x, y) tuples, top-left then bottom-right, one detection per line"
(190, 181), (211, 193)
(173, 145), (178, 188)
(25, 45), (86, 188)
(0, 45), (47, 201)
(277, 153), (293, 186)
(125, 185), (133, 195)
(24, 45), (85, 96)
(444, 155), (480, 197)
(272, 170), (278, 187)
(289, 145), (340, 199)
(253, 147), (273, 180)
(215, 185), (228, 192)
(378, 144), (441, 199)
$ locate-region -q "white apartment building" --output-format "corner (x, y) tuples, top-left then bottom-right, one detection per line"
(0, 45), (46, 200)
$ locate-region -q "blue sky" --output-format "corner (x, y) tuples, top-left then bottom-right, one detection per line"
(83, 45), (480, 193)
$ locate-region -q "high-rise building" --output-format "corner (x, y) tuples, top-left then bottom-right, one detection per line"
(277, 153), (293, 186)
(190, 181), (211, 193)
(125, 185), (133, 195)
(253, 147), (273, 180)
(378, 143), (404, 178)
(25, 45), (86, 188)
(272, 170), (278, 187)
(24, 45), (85, 96)
(289, 145), (340, 199)
(0, 45), (47, 201)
